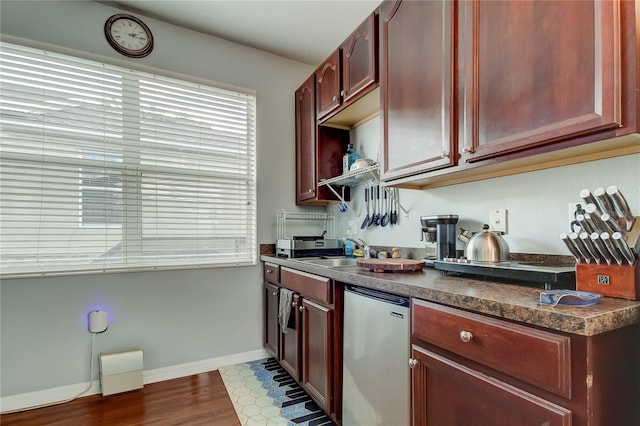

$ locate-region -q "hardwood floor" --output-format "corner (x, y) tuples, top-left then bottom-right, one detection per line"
(0, 371), (241, 426)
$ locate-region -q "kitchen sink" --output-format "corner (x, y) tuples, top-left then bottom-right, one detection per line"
(295, 257), (360, 268)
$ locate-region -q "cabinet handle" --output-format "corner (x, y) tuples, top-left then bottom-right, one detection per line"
(462, 146), (473, 153)
(460, 330), (473, 343)
(332, 95), (337, 102)
(299, 306), (305, 312)
(340, 90), (346, 97)
(408, 358), (418, 369)
(441, 151), (450, 158)
(272, 292), (277, 296)
(292, 302), (297, 307)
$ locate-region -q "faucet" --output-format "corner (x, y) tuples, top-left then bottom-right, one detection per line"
(343, 237), (373, 258)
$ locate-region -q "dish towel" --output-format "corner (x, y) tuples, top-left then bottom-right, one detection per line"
(278, 288), (294, 333)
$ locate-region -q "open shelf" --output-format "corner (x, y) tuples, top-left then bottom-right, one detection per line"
(318, 163), (379, 188)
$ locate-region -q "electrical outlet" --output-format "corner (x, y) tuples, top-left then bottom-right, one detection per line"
(568, 203), (578, 221)
(490, 209), (507, 233)
(348, 219), (358, 236)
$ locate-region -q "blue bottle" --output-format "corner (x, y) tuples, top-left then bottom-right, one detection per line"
(344, 229), (354, 257)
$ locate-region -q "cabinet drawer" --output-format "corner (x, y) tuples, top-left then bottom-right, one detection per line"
(264, 263), (280, 284)
(412, 299), (571, 398)
(281, 267), (332, 305)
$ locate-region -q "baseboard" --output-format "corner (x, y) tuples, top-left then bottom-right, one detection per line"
(0, 348), (270, 414)
(143, 348), (269, 384)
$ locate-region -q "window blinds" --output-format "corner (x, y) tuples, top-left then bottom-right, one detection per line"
(0, 42), (257, 277)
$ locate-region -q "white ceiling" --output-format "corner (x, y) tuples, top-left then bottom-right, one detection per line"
(101, 0), (383, 65)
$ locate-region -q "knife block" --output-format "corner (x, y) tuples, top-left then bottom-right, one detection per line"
(576, 261), (640, 300)
(576, 217), (640, 300)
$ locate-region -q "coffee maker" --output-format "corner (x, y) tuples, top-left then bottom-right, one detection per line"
(420, 215), (459, 263)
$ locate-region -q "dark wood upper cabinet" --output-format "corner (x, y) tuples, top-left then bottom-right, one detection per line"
(379, 0), (458, 182)
(295, 74), (317, 204)
(377, 0), (639, 189)
(295, 73), (349, 205)
(294, 13), (379, 205)
(460, 0), (622, 163)
(316, 13), (379, 123)
(341, 13), (378, 105)
(315, 49), (341, 121)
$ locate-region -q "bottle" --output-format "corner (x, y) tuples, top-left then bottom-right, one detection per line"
(344, 228), (354, 257)
(342, 144), (360, 174)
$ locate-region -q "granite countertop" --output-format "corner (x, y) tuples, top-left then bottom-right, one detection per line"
(261, 255), (640, 336)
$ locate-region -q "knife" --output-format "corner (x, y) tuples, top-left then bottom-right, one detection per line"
(590, 232), (612, 265)
(600, 213), (624, 235)
(601, 232), (624, 266)
(576, 213), (596, 234)
(606, 186), (636, 231)
(560, 232), (585, 263)
(579, 189), (603, 216)
(611, 231), (637, 266)
(570, 232), (593, 264)
(580, 232), (605, 264)
(584, 204), (608, 232)
(593, 187), (619, 219)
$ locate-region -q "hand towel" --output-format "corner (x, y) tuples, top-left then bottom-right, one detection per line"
(278, 288), (295, 333)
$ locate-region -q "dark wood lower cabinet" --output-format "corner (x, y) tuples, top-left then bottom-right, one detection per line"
(264, 282), (279, 359)
(301, 298), (333, 412)
(411, 345), (572, 426)
(411, 298), (640, 426)
(280, 293), (301, 382)
(263, 266), (341, 423)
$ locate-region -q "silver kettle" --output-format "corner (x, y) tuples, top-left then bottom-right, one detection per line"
(464, 224), (510, 263)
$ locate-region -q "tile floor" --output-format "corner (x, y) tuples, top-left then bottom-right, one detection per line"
(219, 358), (333, 426)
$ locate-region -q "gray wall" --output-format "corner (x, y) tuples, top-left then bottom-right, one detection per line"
(2, 0), (639, 400)
(0, 0), (313, 397)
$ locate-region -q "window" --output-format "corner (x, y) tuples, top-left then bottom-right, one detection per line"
(0, 42), (257, 277)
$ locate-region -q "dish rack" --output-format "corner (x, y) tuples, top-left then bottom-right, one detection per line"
(277, 210), (336, 240)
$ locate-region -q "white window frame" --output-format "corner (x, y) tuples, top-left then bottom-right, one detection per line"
(0, 41), (257, 278)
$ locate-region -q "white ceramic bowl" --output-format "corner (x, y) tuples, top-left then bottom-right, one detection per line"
(349, 158), (374, 171)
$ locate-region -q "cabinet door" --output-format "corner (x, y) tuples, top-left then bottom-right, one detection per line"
(301, 297), (333, 413)
(341, 13), (378, 104)
(295, 74), (317, 204)
(380, 0), (457, 182)
(316, 49), (341, 121)
(281, 294), (301, 381)
(461, 0), (621, 162)
(411, 345), (572, 426)
(264, 282), (279, 359)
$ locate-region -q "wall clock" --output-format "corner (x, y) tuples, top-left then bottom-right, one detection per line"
(104, 14), (154, 58)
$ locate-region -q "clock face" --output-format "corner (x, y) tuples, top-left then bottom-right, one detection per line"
(105, 14), (153, 58)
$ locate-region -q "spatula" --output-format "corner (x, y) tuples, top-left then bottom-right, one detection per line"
(381, 189), (390, 226)
(361, 187), (370, 229)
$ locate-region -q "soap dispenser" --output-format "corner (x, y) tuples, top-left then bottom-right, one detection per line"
(344, 228), (354, 257)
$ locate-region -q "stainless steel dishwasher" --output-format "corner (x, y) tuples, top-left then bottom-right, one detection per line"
(342, 285), (410, 426)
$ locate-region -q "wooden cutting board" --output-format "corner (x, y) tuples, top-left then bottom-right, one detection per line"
(357, 258), (425, 273)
